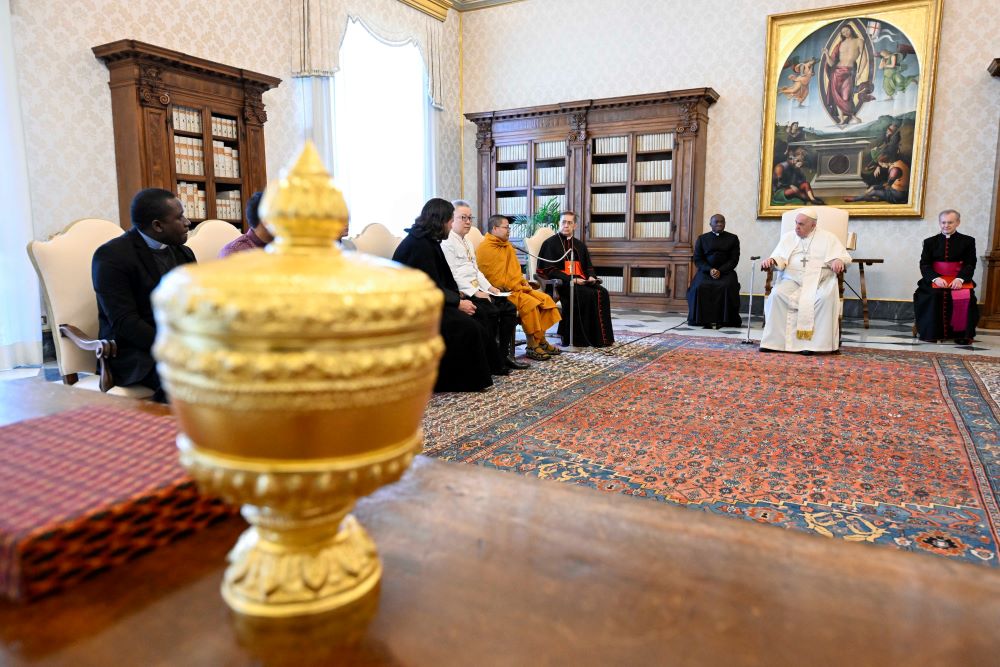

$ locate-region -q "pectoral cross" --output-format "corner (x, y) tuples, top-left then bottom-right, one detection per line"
(800, 255), (809, 267)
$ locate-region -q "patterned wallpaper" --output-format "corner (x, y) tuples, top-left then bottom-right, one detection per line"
(461, 0), (1000, 301)
(10, 0), (300, 240)
(9, 0), (461, 240)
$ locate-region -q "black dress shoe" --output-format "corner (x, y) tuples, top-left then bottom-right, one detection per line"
(505, 355), (530, 369)
(799, 350), (814, 356)
(759, 347), (778, 353)
(493, 366), (511, 376)
(954, 338), (971, 345)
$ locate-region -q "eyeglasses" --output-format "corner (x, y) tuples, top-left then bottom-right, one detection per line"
(457, 215), (476, 222)
(495, 225), (510, 230)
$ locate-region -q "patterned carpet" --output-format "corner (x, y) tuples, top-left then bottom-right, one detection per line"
(422, 334), (1000, 566)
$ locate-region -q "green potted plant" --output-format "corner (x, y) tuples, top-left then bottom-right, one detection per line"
(511, 197), (562, 238)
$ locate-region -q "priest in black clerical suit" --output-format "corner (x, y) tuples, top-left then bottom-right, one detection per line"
(392, 198), (498, 392)
(92, 188), (195, 400)
(913, 209), (979, 344)
(687, 214), (742, 329)
(537, 212), (614, 347)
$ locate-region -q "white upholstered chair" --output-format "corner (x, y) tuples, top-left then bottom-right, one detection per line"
(523, 226), (562, 298)
(352, 223), (403, 259)
(465, 226), (484, 252)
(26, 218), (154, 397)
(763, 206), (853, 329)
(185, 219), (242, 260)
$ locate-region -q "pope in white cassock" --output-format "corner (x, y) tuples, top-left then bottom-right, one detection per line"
(760, 208), (851, 354)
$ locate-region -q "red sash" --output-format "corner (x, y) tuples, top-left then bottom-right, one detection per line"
(932, 261), (972, 332)
(564, 260), (584, 278)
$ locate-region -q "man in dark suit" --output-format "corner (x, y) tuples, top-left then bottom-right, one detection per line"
(92, 188), (195, 401)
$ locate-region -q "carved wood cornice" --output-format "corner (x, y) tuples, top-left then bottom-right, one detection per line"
(138, 64), (170, 108)
(473, 117), (493, 150)
(243, 84), (268, 126)
(93, 40), (280, 90)
(465, 88), (718, 124)
(568, 111), (587, 142)
(676, 102), (701, 137)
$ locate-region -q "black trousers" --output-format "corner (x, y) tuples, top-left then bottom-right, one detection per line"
(469, 295), (519, 362)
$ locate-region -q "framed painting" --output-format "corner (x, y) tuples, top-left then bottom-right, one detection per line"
(757, 0), (943, 217)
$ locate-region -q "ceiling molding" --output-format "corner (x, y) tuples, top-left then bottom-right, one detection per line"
(452, 0), (525, 11)
(398, 0), (452, 21)
(398, 0), (524, 21)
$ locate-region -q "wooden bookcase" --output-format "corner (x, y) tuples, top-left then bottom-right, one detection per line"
(467, 89), (718, 311)
(93, 40), (281, 231)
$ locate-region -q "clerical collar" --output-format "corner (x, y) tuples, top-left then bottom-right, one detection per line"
(713, 232), (720, 236)
(136, 227), (166, 250)
(942, 233), (952, 239)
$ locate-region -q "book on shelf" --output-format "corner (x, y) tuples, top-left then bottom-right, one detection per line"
(591, 192), (627, 214)
(176, 181), (207, 219)
(589, 222), (626, 238)
(535, 140), (566, 160)
(591, 163), (627, 183)
(635, 160), (672, 181)
(172, 106), (202, 133)
(634, 221), (671, 239)
(215, 189), (242, 220)
(634, 191), (671, 213)
(534, 194), (566, 211)
(213, 141), (240, 178)
(597, 275), (624, 292)
(496, 169), (528, 188)
(496, 144), (528, 162)
(630, 275), (666, 294)
(534, 166), (565, 186)
(210, 116), (238, 139)
(496, 196), (528, 216)
(593, 136), (628, 154)
(174, 136), (204, 175)
(636, 132), (675, 152)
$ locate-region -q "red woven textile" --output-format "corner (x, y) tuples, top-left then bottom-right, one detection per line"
(0, 406), (233, 601)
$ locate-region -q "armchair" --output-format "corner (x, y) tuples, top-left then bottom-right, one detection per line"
(523, 227), (562, 300)
(352, 223), (403, 259)
(26, 218), (154, 397)
(185, 219), (241, 260)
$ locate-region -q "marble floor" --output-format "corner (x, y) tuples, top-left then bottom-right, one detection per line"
(2, 310), (998, 384)
(610, 309), (1000, 357)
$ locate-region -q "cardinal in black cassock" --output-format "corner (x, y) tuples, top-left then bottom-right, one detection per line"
(537, 214), (614, 347)
(687, 214), (742, 329)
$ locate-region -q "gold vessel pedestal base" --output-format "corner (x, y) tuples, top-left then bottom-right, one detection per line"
(222, 513), (382, 618)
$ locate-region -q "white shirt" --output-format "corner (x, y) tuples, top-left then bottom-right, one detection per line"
(441, 230), (496, 296)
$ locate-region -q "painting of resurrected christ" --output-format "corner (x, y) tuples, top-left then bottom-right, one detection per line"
(758, 0), (941, 218)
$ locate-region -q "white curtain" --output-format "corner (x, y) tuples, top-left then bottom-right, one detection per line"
(333, 18), (430, 236)
(0, 2), (42, 369)
(290, 0), (446, 109)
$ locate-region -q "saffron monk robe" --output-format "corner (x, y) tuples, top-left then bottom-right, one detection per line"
(477, 214), (561, 361)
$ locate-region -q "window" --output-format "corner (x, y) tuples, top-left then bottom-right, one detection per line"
(333, 19), (434, 237)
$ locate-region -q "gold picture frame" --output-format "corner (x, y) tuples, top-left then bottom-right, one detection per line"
(758, 0), (943, 217)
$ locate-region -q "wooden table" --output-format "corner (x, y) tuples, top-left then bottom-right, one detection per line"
(1, 380), (998, 666)
(848, 257), (885, 329)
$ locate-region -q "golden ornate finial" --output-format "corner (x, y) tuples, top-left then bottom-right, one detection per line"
(151, 142), (443, 619)
(260, 140), (349, 252)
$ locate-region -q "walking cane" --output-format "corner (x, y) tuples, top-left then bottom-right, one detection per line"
(742, 256), (761, 345)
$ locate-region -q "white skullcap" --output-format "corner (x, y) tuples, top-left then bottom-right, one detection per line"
(798, 207), (818, 221)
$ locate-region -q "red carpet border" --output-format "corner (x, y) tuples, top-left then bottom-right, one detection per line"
(422, 335), (1000, 566)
